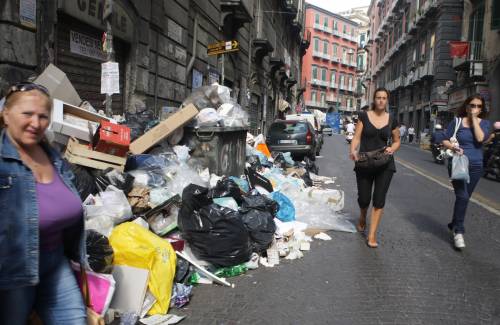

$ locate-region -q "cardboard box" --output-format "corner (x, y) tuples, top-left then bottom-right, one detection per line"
(35, 64), (82, 106)
(129, 104), (198, 154)
(65, 138), (126, 171)
(110, 265), (149, 314)
(50, 99), (111, 143)
(94, 120), (131, 157)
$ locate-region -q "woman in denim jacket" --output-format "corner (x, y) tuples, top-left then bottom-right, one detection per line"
(0, 82), (86, 324)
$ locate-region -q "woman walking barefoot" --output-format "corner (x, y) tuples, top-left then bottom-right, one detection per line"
(349, 88), (400, 248)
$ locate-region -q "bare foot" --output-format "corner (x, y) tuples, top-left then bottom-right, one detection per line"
(356, 219), (366, 232)
(366, 237), (378, 248)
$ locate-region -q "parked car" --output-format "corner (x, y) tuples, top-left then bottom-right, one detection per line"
(285, 113), (323, 155)
(321, 124), (333, 136)
(266, 120), (318, 161)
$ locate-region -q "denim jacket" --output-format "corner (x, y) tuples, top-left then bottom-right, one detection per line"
(0, 130), (86, 290)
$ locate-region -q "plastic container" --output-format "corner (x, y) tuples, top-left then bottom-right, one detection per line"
(182, 126), (247, 177)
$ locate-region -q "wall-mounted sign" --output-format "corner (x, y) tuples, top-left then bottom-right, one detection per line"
(207, 40), (239, 56)
(192, 69), (203, 89)
(20, 0), (36, 29)
(70, 30), (107, 61)
(101, 61), (120, 94)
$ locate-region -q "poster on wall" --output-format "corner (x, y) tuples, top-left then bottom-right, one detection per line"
(19, 0), (36, 29)
(192, 69), (203, 89)
(101, 62), (120, 95)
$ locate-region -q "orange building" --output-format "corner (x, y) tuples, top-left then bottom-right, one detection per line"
(302, 3), (360, 114)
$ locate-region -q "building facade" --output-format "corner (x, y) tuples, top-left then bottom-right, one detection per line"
(0, 0), (308, 136)
(366, 0), (463, 138)
(449, 0), (500, 122)
(338, 6), (370, 110)
(302, 3), (359, 115)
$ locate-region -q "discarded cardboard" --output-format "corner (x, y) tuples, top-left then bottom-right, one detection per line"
(34, 64), (82, 106)
(93, 120), (130, 157)
(129, 104), (198, 154)
(50, 99), (111, 143)
(110, 265), (150, 314)
(65, 138), (126, 171)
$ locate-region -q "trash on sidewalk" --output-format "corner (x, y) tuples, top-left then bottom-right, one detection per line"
(93, 121), (131, 157)
(139, 314), (186, 325)
(35, 63), (82, 107)
(110, 265), (149, 315)
(65, 137), (127, 172)
(314, 232), (332, 241)
(129, 104), (199, 154)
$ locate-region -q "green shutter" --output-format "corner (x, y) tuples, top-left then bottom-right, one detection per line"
(493, 1), (500, 30)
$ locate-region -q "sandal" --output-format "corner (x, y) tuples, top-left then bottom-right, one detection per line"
(366, 240), (378, 248)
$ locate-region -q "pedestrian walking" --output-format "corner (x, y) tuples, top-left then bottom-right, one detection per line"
(0, 82), (87, 324)
(442, 94), (491, 249)
(399, 123), (407, 143)
(408, 125), (415, 143)
(349, 88), (401, 248)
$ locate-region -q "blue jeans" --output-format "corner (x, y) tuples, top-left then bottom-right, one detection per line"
(0, 246), (86, 324)
(449, 164), (483, 234)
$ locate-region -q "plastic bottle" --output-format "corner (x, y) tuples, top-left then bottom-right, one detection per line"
(214, 264), (248, 278)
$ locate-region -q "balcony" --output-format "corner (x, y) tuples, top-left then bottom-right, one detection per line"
(453, 41), (485, 69)
(415, 0), (439, 26)
(329, 82), (338, 89)
(300, 30), (311, 57)
(253, 39), (274, 63)
(311, 79), (329, 87)
(291, 9), (303, 37)
(313, 51), (322, 58)
(313, 23), (331, 34)
(331, 56), (341, 63)
(221, 0), (254, 36)
(418, 60), (434, 79)
(326, 95), (338, 103)
(305, 101), (328, 109)
(332, 30), (341, 37)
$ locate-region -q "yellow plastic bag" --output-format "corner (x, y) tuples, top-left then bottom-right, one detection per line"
(109, 222), (176, 315)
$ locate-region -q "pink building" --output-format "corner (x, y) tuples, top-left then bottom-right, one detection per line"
(302, 3), (359, 114)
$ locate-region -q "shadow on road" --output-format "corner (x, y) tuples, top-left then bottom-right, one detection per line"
(404, 212), (451, 245)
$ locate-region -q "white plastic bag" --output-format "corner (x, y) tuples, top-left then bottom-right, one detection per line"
(451, 154), (470, 183)
(195, 108), (221, 127)
(217, 102), (249, 127)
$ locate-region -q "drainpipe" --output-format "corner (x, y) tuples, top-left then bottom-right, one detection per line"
(153, 29), (160, 117)
(186, 13), (199, 87)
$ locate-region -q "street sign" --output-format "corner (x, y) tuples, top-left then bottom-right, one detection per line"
(207, 40), (239, 56)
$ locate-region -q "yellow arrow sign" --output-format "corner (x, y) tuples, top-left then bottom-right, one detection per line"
(207, 40), (239, 56)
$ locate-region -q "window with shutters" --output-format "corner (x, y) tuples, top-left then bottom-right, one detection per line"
(333, 21), (338, 31)
(330, 70), (336, 84)
(312, 65), (318, 80)
(323, 40), (329, 54)
(324, 17), (329, 29)
(314, 37), (320, 51)
(321, 68), (327, 81)
(315, 13), (320, 24)
(311, 91), (317, 102)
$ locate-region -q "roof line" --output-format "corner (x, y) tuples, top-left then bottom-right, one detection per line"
(305, 3), (360, 26)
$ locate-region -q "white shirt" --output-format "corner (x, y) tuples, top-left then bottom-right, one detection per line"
(346, 123), (355, 133)
(408, 127), (415, 135)
(399, 125), (407, 136)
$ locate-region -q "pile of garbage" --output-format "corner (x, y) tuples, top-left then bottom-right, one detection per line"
(30, 65), (354, 324)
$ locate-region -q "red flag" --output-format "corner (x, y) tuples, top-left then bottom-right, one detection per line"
(449, 41), (469, 58)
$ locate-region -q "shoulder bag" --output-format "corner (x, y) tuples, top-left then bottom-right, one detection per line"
(355, 115), (393, 170)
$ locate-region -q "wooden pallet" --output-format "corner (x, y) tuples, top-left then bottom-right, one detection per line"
(64, 138), (126, 171)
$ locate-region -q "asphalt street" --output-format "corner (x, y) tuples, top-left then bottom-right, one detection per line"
(180, 134), (500, 325)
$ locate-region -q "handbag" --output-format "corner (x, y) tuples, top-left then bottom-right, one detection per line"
(355, 115), (393, 170)
(80, 265), (105, 325)
(444, 117), (462, 158)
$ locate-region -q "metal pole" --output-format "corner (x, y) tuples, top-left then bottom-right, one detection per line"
(103, 0), (115, 117)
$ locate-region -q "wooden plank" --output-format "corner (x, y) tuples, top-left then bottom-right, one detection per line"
(65, 138), (126, 171)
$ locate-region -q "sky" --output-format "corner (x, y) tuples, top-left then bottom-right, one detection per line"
(305, 0), (371, 13)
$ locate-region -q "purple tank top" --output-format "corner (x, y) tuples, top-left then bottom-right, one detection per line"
(36, 168), (83, 251)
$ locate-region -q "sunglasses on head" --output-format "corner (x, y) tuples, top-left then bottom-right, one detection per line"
(467, 103), (482, 109)
(5, 82), (50, 99)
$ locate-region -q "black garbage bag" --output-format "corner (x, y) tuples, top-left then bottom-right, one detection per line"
(239, 191), (278, 253)
(207, 178), (243, 204)
(175, 257), (192, 284)
(65, 162), (98, 200)
(93, 168), (135, 195)
(301, 170), (313, 187)
(179, 184), (252, 267)
(86, 230), (114, 274)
